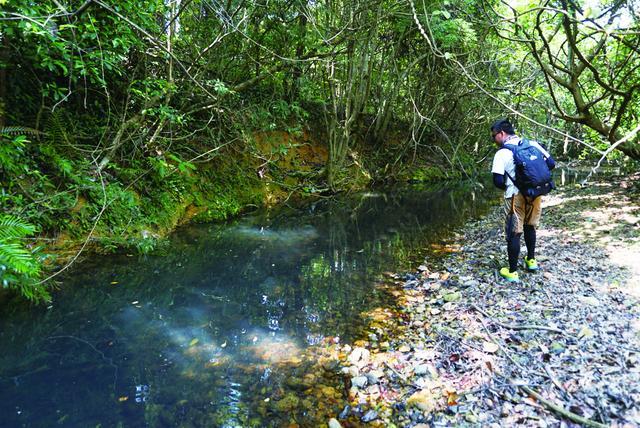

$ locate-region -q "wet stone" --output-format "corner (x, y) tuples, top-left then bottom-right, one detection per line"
(365, 370), (383, 385)
(351, 376), (368, 389)
(328, 418), (342, 428)
(361, 409), (378, 422)
(463, 279), (480, 287)
(413, 364), (431, 377)
(404, 280), (420, 288)
(338, 405), (351, 419)
(348, 347), (370, 367)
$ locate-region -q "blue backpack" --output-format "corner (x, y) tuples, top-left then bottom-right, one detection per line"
(504, 139), (555, 198)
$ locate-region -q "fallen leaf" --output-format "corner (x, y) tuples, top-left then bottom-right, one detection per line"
(443, 291), (461, 302)
(578, 326), (594, 339)
(407, 389), (437, 412)
(443, 302), (457, 311)
(118, 396), (128, 402)
(189, 338), (199, 347)
(446, 391), (459, 406)
(550, 341), (564, 354)
(578, 295), (599, 306)
(483, 342), (500, 353)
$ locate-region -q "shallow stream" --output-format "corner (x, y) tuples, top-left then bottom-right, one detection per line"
(1, 182), (501, 427)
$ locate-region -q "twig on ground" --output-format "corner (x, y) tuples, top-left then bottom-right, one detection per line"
(474, 308), (525, 372)
(471, 304), (567, 335)
(542, 365), (572, 401)
(519, 385), (608, 428)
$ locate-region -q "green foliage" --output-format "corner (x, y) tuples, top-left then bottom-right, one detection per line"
(411, 166), (448, 182)
(0, 134), (29, 175)
(0, 215), (49, 302)
(431, 12), (477, 50)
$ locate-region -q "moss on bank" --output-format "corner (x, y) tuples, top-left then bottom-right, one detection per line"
(1, 127), (459, 302)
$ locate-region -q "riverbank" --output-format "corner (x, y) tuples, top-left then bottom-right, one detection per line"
(332, 173), (640, 427)
(6, 128), (455, 303)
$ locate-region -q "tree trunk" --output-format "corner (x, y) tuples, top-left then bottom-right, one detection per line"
(288, 10), (307, 102)
(614, 136), (640, 160)
(0, 36), (8, 128)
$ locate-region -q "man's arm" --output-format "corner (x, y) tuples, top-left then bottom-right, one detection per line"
(493, 173), (507, 190)
(491, 149), (509, 190)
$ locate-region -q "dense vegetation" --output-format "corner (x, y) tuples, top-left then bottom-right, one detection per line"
(1, 0), (638, 301)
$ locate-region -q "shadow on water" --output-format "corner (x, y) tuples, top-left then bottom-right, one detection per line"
(0, 181), (499, 427)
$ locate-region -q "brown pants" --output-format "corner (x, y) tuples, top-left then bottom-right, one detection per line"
(503, 193), (542, 234)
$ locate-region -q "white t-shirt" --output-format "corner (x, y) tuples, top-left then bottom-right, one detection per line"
(491, 135), (551, 198)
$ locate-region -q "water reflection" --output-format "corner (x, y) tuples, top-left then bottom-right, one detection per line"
(0, 182), (496, 427)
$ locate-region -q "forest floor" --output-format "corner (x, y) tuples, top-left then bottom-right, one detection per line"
(333, 172), (640, 427)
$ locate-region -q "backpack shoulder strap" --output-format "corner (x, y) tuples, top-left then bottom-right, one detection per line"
(501, 145), (516, 154)
(504, 170), (516, 186)
(500, 143), (518, 188)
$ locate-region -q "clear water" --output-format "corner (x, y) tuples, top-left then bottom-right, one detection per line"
(0, 182), (497, 427)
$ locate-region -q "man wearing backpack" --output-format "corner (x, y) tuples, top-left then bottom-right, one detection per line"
(490, 118), (556, 283)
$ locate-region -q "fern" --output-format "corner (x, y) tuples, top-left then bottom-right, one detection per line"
(0, 215), (49, 302)
(0, 215), (36, 240)
(0, 242), (37, 274)
(0, 126), (45, 137)
(45, 110), (73, 147)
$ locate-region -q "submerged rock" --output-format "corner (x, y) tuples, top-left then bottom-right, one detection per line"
(274, 393), (300, 412)
(285, 376), (311, 390)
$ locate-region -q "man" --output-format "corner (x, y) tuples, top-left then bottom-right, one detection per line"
(490, 118), (556, 283)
